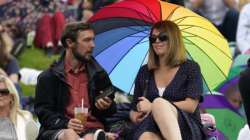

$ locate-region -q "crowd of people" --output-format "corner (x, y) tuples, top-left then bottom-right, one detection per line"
(1, 0), (250, 140)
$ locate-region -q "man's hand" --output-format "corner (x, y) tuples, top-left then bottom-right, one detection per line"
(67, 118), (84, 134)
(95, 97), (112, 110)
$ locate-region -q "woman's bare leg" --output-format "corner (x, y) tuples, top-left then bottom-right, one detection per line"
(152, 98), (182, 140)
(139, 132), (162, 140)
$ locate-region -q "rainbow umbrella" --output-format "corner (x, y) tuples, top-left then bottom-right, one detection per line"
(89, 0), (232, 94)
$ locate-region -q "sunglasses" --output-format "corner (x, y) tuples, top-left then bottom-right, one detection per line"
(0, 89), (10, 96)
(149, 32), (168, 44)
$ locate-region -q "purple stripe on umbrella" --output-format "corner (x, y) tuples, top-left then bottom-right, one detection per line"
(200, 95), (241, 115)
(218, 77), (239, 94)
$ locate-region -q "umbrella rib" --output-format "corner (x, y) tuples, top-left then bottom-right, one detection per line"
(169, 14), (224, 38)
(108, 35), (148, 76)
(129, 51), (149, 94)
(164, 6), (181, 21)
(185, 51), (213, 94)
(127, 0), (159, 22)
(95, 6), (156, 24)
(182, 30), (232, 60)
(184, 37), (230, 82)
(178, 24), (224, 38)
(93, 17), (151, 35)
(95, 28), (149, 57)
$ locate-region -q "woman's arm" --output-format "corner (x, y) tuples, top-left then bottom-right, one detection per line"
(173, 61), (203, 113)
(173, 98), (199, 113)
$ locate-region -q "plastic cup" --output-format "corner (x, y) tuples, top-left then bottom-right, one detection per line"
(74, 107), (88, 124)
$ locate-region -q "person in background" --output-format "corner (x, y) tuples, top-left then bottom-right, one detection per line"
(236, 2), (250, 54)
(35, 22), (117, 140)
(0, 74), (37, 140)
(0, 26), (20, 91)
(187, 0), (239, 42)
(129, 20), (205, 140)
(224, 84), (242, 109)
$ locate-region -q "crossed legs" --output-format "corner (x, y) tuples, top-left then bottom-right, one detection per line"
(139, 98), (182, 140)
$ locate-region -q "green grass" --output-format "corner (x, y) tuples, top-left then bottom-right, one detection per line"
(18, 47), (59, 70)
(18, 47), (59, 96)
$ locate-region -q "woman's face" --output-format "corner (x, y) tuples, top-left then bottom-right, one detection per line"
(150, 29), (169, 57)
(0, 82), (12, 108)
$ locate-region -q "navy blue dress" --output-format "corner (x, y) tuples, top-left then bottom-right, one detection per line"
(131, 60), (206, 140)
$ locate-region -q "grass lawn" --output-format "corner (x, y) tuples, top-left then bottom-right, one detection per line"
(18, 47), (59, 96)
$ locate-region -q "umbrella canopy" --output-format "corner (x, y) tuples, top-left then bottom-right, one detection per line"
(217, 54), (250, 93)
(200, 94), (245, 140)
(89, 0), (232, 94)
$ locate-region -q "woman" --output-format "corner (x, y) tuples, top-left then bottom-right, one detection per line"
(130, 20), (205, 140)
(0, 28), (20, 84)
(0, 75), (36, 140)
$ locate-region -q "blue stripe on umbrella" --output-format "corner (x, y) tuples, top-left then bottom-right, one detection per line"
(95, 30), (149, 74)
(93, 26), (150, 56)
(109, 37), (149, 93)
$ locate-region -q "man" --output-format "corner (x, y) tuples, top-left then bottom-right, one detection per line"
(35, 22), (117, 140)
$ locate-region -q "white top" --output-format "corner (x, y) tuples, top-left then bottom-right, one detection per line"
(236, 3), (250, 54)
(158, 87), (165, 97)
(237, 124), (250, 140)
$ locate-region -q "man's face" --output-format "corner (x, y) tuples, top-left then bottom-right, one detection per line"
(72, 29), (95, 62)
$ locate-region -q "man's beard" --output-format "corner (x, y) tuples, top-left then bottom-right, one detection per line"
(72, 47), (92, 63)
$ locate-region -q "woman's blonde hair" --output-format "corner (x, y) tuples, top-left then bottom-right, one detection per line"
(0, 75), (29, 126)
(147, 20), (186, 70)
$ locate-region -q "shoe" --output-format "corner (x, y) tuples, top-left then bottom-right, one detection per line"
(93, 129), (106, 140)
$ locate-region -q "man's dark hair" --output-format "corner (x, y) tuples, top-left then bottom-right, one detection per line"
(61, 22), (94, 48)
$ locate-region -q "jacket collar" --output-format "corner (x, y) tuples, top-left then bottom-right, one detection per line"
(50, 50), (105, 83)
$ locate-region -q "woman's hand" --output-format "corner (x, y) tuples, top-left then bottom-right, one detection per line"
(137, 96), (152, 114)
(129, 110), (148, 124)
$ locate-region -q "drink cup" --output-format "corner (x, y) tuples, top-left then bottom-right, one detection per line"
(74, 107), (88, 125)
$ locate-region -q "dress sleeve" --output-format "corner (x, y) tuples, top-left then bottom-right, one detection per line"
(131, 67), (144, 111)
(185, 61), (203, 100)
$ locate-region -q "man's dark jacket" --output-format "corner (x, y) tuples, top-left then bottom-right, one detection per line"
(34, 53), (116, 139)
